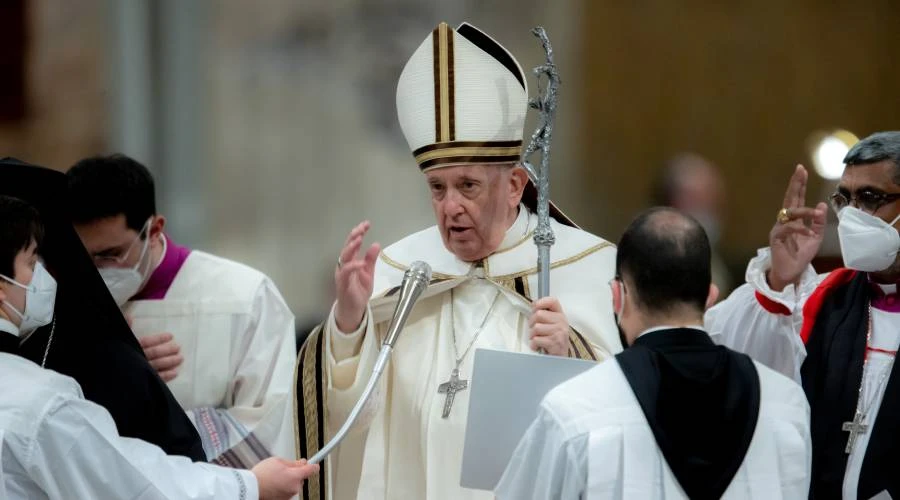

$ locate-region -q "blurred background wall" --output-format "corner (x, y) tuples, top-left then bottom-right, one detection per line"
(2, 0), (899, 328)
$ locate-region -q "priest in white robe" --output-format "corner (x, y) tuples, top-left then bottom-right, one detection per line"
(706, 131), (900, 499)
(67, 155), (298, 467)
(0, 351), (318, 500)
(497, 208), (812, 499)
(294, 22), (620, 500)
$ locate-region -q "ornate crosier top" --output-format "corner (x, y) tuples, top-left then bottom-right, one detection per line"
(521, 27), (561, 299)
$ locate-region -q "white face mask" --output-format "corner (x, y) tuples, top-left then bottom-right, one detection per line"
(0, 261), (57, 338)
(98, 221), (155, 306)
(837, 206), (900, 272)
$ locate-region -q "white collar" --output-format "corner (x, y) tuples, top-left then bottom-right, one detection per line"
(637, 324), (705, 339)
(0, 318), (20, 338)
(495, 204), (533, 253)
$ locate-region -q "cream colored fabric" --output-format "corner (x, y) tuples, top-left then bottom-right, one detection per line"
(322, 206), (619, 499)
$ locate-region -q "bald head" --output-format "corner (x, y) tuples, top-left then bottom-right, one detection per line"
(616, 207), (712, 315)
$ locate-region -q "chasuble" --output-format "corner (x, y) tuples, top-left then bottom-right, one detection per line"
(295, 206), (619, 500)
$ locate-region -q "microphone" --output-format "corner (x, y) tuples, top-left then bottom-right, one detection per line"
(383, 261), (432, 347)
(308, 260), (432, 465)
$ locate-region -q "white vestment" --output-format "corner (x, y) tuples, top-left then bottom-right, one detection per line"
(125, 250), (297, 466)
(494, 351), (812, 499)
(705, 248), (900, 499)
(297, 206), (619, 500)
(0, 352), (258, 500)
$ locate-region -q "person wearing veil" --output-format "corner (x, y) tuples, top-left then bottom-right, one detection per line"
(0, 156), (205, 460)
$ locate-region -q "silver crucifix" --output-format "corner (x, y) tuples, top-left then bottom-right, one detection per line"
(842, 410), (868, 454)
(437, 368), (468, 418)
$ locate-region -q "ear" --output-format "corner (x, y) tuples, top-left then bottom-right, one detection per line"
(705, 283), (720, 310)
(610, 279), (622, 313)
(149, 215), (167, 239)
(508, 165), (529, 206)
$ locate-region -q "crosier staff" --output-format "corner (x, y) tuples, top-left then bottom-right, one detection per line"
(521, 26), (561, 301)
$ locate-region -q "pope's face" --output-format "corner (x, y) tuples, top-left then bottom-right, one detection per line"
(426, 164), (526, 262)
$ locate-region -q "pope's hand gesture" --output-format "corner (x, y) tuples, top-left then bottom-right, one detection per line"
(334, 221), (380, 333)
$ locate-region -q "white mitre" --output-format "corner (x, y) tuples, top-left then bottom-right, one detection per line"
(396, 21), (527, 170)
(396, 21), (574, 226)
(374, 21), (618, 356)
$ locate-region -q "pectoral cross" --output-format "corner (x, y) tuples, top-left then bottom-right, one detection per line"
(842, 410), (869, 454)
(437, 368), (468, 418)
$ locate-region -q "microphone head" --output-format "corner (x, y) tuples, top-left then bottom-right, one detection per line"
(405, 261), (432, 285)
(383, 261), (433, 348)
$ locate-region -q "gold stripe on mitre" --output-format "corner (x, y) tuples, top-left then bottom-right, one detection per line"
(414, 140), (523, 170)
(432, 22), (455, 142)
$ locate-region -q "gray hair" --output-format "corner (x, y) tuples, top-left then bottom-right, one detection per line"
(844, 131), (900, 183)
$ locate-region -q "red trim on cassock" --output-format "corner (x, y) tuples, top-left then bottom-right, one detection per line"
(755, 291), (791, 315)
(799, 268), (858, 345)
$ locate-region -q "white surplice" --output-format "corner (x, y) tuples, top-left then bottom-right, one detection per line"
(494, 353), (812, 500)
(0, 352), (258, 500)
(125, 250), (297, 465)
(320, 205), (620, 500)
(705, 248), (900, 499)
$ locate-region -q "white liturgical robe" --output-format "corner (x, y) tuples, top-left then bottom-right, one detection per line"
(495, 347), (812, 499)
(295, 205), (620, 500)
(0, 352), (258, 499)
(125, 246), (297, 467)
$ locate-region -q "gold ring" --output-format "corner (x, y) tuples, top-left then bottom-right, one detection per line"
(777, 208), (791, 224)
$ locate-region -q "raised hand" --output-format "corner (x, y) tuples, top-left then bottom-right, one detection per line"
(768, 165), (828, 292)
(334, 221), (381, 333)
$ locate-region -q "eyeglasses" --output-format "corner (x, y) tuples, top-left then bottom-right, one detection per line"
(92, 218), (152, 267)
(828, 189), (900, 215)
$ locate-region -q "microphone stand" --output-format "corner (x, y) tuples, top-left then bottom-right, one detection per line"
(308, 345), (392, 465)
(308, 262), (431, 465)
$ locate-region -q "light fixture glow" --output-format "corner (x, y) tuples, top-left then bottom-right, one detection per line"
(809, 129), (859, 181)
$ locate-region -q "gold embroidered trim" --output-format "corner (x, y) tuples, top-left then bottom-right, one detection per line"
(379, 251), (459, 280)
(488, 278), (595, 361)
(415, 145), (523, 164)
(496, 278), (516, 294)
(489, 241), (615, 281)
(491, 229), (535, 257)
(437, 23), (453, 141)
(568, 327), (598, 361)
(300, 328), (323, 499)
(379, 241), (614, 282)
